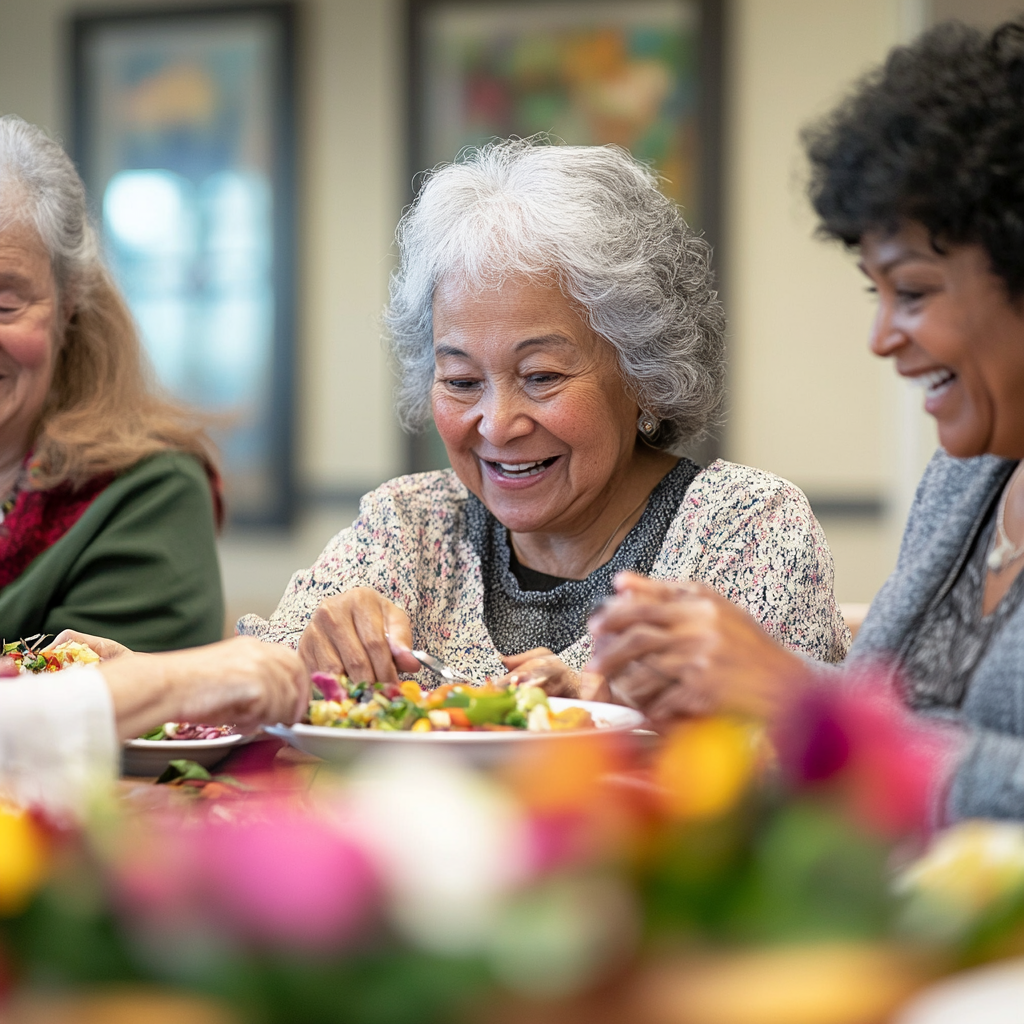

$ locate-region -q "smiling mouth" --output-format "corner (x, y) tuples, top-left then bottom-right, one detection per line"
(909, 368), (957, 397)
(486, 456), (559, 479)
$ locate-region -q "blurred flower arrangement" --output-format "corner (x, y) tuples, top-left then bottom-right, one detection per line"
(2, 675), (1024, 1023)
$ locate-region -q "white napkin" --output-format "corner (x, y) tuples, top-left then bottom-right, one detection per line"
(0, 664), (117, 820)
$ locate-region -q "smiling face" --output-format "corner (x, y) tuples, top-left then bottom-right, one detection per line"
(860, 222), (1024, 459)
(0, 222), (58, 469)
(431, 275), (645, 536)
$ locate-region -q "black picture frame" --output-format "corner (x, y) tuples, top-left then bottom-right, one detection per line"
(71, 2), (298, 527)
(404, 0), (726, 473)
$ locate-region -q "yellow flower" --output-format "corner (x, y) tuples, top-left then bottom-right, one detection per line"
(0, 803), (49, 915)
(655, 718), (759, 821)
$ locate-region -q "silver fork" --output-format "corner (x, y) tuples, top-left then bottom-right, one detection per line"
(410, 650), (474, 685)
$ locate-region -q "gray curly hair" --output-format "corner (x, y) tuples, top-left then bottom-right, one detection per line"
(385, 139), (726, 452)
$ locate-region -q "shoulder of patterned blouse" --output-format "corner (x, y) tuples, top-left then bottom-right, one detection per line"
(356, 468), (471, 530)
(683, 459), (813, 522)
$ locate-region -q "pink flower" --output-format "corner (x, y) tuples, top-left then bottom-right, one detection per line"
(776, 689), (851, 783)
(113, 803), (380, 951)
(525, 811), (592, 875)
(837, 682), (948, 837)
(775, 671), (951, 837)
(196, 807), (379, 949)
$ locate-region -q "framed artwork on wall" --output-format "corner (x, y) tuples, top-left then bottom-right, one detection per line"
(71, 3), (298, 526)
(406, 0), (724, 472)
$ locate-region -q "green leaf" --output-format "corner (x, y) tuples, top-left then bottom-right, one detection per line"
(138, 726), (166, 741)
(156, 759), (213, 785)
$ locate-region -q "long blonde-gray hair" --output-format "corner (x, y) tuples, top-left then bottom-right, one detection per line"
(0, 115), (216, 492)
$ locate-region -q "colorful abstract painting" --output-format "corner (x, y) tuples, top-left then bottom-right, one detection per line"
(421, 0), (701, 217)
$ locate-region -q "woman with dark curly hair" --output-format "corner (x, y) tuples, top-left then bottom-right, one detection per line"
(588, 19), (1024, 821)
(240, 140), (849, 693)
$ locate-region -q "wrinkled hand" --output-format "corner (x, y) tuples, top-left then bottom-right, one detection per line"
(102, 636), (311, 741)
(49, 629), (132, 660)
(586, 572), (810, 723)
(298, 587), (421, 683)
(500, 648), (582, 697)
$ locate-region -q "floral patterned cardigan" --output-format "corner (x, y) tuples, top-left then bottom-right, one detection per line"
(238, 461), (850, 678)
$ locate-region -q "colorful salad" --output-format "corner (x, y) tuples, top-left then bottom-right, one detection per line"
(307, 673), (596, 733)
(3, 638), (100, 674)
(137, 723), (237, 742)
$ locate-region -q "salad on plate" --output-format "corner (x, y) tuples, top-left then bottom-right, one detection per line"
(308, 672), (596, 734)
(137, 723), (238, 742)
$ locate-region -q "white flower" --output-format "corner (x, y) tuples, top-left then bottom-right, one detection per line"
(341, 748), (530, 953)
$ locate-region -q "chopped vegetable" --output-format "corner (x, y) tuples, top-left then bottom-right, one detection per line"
(163, 723), (236, 741)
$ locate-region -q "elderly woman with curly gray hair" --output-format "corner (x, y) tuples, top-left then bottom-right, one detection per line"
(240, 140), (849, 691)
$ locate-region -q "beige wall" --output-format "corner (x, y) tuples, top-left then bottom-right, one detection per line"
(0, 0), (947, 614)
(933, 0), (1024, 27)
(298, 0), (404, 492)
(727, 0), (893, 496)
(725, 0), (941, 603)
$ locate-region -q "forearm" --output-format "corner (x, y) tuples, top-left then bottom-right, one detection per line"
(99, 637), (309, 740)
(99, 654), (180, 742)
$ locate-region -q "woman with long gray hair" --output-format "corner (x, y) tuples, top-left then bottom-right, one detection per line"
(241, 139), (848, 692)
(0, 115), (223, 649)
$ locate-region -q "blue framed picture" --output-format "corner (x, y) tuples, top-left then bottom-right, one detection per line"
(72, 3), (297, 526)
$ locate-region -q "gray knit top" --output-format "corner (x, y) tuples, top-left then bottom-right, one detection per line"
(848, 452), (1024, 821)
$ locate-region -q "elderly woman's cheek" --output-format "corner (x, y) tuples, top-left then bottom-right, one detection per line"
(431, 391), (483, 485)
(433, 385), (482, 440)
(4, 324), (55, 372)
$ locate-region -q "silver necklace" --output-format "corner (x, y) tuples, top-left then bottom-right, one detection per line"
(582, 493), (651, 576)
(987, 465), (1024, 573)
(512, 493), (651, 580)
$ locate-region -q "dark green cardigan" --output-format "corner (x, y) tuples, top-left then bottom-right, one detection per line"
(0, 452), (224, 651)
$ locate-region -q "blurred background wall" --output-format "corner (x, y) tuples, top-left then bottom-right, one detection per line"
(0, 0), (1015, 629)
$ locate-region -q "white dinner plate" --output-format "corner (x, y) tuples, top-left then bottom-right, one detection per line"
(121, 733), (246, 777)
(264, 698), (646, 768)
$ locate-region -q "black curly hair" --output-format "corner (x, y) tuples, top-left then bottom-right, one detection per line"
(804, 19), (1024, 295)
